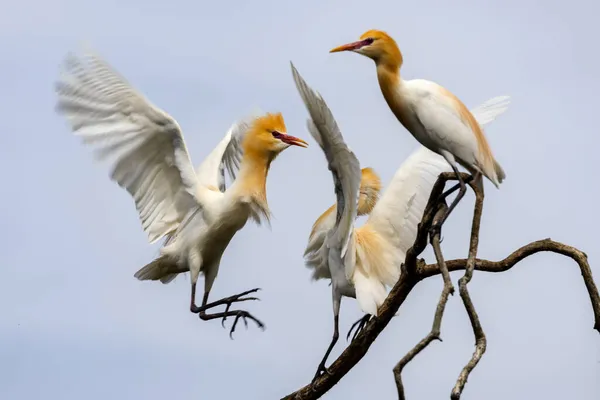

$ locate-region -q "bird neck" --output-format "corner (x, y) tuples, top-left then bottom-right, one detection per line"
(376, 61), (412, 128)
(376, 62), (402, 103)
(236, 150), (274, 205)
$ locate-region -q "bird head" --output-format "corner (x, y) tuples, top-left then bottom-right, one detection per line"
(358, 167), (382, 215)
(244, 112), (308, 156)
(330, 29), (402, 67)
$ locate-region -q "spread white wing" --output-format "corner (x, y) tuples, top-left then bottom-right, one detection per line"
(55, 50), (205, 243)
(291, 62), (361, 279)
(364, 147), (450, 263)
(194, 119), (252, 193)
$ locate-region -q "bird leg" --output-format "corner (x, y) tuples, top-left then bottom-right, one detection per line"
(312, 314), (340, 384)
(346, 314), (371, 342)
(190, 285), (265, 338)
(439, 174), (474, 200)
(430, 166), (469, 237)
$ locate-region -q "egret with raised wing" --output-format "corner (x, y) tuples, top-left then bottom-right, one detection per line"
(55, 50), (308, 337)
(290, 62), (509, 381)
(330, 29), (509, 231)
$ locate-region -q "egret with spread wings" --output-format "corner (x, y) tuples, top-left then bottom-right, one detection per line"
(55, 50), (308, 336)
(330, 29), (509, 232)
(290, 62), (509, 381)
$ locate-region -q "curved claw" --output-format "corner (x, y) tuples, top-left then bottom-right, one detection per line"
(228, 311), (265, 340)
(346, 314), (371, 342)
(221, 302), (233, 328)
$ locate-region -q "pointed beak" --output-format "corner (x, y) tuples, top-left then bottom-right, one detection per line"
(281, 134), (309, 148)
(330, 40), (369, 53)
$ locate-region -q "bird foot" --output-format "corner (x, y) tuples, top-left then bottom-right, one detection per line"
(193, 288), (265, 338)
(346, 314), (371, 342)
(227, 310), (265, 339)
(190, 287), (260, 316)
(312, 362), (333, 385)
(216, 288), (262, 327)
(199, 308), (265, 339)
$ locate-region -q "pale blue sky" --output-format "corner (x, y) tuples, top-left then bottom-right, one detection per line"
(1, 0), (599, 399)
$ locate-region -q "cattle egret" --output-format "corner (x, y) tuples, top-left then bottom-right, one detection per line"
(330, 29), (509, 230)
(290, 62), (508, 380)
(55, 50), (308, 336)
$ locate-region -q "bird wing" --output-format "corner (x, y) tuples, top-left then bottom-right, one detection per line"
(407, 80), (508, 186)
(303, 204), (336, 280)
(364, 147), (451, 273)
(55, 49), (206, 244)
(194, 119), (253, 192)
(291, 62), (361, 278)
(469, 95), (510, 126)
(362, 95), (509, 283)
(408, 80), (482, 167)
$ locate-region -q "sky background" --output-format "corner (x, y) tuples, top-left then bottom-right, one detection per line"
(1, 0), (599, 399)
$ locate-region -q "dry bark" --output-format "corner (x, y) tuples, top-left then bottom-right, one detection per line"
(281, 173), (600, 400)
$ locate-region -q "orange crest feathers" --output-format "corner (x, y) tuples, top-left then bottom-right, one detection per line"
(359, 29), (394, 42)
(360, 167), (382, 192)
(358, 29), (403, 68)
(251, 112), (287, 134)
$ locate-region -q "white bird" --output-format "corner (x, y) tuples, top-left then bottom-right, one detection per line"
(330, 29), (510, 229)
(55, 50), (308, 336)
(290, 62), (509, 380)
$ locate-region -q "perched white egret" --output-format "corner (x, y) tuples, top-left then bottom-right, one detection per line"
(55, 50), (308, 336)
(330, 29), (509, 229)
(290, 62), (509, 380)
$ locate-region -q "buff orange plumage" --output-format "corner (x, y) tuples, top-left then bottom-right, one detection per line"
(330, 29), (509, 227)
(55, 49), (307, 337)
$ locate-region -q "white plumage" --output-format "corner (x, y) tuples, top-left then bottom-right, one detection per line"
(291, 62), (509, 379)
(330, 29), (508, 198)
(55, 49), (307, 333)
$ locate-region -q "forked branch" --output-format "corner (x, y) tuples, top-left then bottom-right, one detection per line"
(394, 173), (487, 400)
(393, 202), (453, 400)
(281, 173), (600, 400)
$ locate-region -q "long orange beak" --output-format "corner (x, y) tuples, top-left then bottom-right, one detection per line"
(281, 134), (308, 148)
(330, 40), (369, 53)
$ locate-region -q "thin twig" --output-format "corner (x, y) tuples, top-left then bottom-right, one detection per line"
(394, 202), (454, 400)
(281, 176), (600, 400)
(451, 181), (486, 399)
(418, 239), (600, 333)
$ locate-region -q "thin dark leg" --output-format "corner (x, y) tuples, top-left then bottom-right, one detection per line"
(190, 282), (201, 313)
(312, 314), (340, 383)
(346, 314), (371, 342)
(197, 289), (265, 339)
(439, 174), (474, 200)
(431, 165), (468, 237)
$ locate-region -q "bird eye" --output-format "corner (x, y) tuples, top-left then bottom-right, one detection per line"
(364, 37), (375, 45)
(271, 130), (282, 139)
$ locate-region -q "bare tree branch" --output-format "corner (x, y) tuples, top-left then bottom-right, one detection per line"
(393, 202), (453, 400)
(282, 173), (457, 400)
(451, 180), (486, 399)
(394, 174), (488, 400)
(280, 173), (600, 400)
(418, 239), (600, 333)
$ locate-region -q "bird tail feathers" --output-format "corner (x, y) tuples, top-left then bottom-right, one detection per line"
(353, 268), (388, 316)
(134, 255), (182, 284)
(494, 159), (506, 184)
